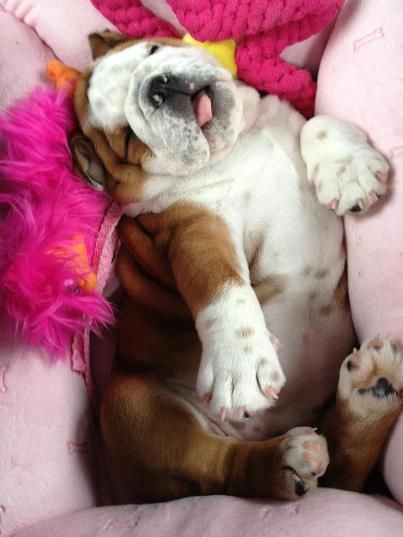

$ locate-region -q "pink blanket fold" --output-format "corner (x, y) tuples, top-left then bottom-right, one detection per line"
(91, 0), (343, 116)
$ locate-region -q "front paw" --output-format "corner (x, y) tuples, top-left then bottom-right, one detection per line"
(197, 329), (285, 421)
(310, 146), (390, 216)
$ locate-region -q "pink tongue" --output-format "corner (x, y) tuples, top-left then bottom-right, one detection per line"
(192, 90), (212, 127)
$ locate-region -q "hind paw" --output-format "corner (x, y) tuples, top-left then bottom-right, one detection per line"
(339, 337), (403, 418)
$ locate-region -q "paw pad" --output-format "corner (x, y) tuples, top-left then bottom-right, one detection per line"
(339, 338), (403, 417)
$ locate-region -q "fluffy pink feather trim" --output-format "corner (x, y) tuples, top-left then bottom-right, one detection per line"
(0, 88), (114, 358)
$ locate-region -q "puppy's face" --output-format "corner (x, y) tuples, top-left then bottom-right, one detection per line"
(82, 33), (243, 177)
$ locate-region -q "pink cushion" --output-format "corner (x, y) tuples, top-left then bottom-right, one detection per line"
(13, 490), (403, 537)
(0, 11), (100, 536)
(1, 1), (403, 535)
(315, 0), (403, 503)
(0, 337), (97, 537)
(0, 7), (54, 111)
(0, 0), (117, 71)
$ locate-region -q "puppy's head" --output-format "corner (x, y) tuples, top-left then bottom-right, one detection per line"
(74, 31), (243, 199)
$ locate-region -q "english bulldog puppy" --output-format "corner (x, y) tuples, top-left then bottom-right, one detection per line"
(72, 31), (403, 502)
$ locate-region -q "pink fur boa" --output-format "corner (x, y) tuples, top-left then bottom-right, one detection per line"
(0, 89), (113, 357)
(90, 0), (343, 117)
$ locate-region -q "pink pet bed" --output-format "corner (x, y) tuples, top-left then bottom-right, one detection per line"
(0, 1), (403, 536)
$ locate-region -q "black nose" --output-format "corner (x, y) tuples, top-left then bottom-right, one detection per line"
(147, 74), (196, 108)
(148, 74), (174, 107)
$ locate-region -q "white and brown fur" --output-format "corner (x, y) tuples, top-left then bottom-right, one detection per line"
(72, 32), (403, 502)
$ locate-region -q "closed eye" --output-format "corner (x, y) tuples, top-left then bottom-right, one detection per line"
(149, 44), (160, 55)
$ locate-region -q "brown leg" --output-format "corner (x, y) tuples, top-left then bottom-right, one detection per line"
(320, 337), (403, 491)
(101, 371), (329, 502)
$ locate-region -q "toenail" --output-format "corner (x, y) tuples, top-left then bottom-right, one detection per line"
(265, 386), (279, 399)
(376, 171), (389, 184)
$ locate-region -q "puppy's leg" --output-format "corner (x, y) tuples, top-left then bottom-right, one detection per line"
(138, 206), (285, 422)
(320, 337), (403, 491)
(101, 371), (328, 502)
(300, 116), (390, 215)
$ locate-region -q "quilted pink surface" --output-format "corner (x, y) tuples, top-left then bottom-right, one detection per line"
(316, 0), (403, 505)
(13, 491), (403, 537)
(1, 1), (403, 536)
(90, 0), (343, 116)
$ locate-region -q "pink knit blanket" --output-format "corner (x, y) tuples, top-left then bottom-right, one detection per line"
(90, 0), (343, 117)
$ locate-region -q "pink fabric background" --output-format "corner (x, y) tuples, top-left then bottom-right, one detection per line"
(0, 0), (403, 535)
(315, 0), (403, 505)
(12, 491), (403, 537)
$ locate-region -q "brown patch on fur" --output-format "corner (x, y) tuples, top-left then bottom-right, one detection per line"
(315, 269), (329, 279)
(271, 371), (280, 382)
(136, 203), (244, 315)
(246, 231), (264, 282)
(319, 303), (334, 316)
(118, 216), (176, 288)
(337, 165), (347, 176)
(88, 31), (186, 60)
(101, 370), (307, 502)
(253, 275), (286, 304)
(243, 345), (253, 353)
(317, 130), (327, 140)
(74, 70), (151, 204)
(303, 266), (312, 276)
(333, 266), (349, 310)
(236, 327), (255, 338)
(204, 318), (218, 330)
(320, 392), (402, 492)
(73, 35), (188, 204)
(369, 336), (384, 351)
(117, 246), (189, 320)
(88, 31), (134, 59)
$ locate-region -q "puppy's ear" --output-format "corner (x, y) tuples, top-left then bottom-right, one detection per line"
(88, 30), (131, 60)
(70, 134), (106, 190)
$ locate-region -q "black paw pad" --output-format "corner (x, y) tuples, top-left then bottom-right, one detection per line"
(371, 377), (397, 398)
(350, 204), (362, 212)
(295, 480), (306, 496)
(359, 377), (397, 398)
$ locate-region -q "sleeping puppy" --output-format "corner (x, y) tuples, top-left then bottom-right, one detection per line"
(72, 31), (403, 501)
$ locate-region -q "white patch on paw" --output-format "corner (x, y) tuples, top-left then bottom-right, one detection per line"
(338, 337), (403, 418)
(280, 427), (329, 497)
(196, 286), (285, 420)
(301, 115), (390, 216)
